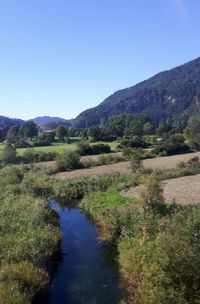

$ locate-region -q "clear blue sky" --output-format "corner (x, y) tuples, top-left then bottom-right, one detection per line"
(0, 0), (200, 120)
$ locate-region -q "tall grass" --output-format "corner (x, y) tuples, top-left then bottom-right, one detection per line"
(0, 167), (61, 303)
(52, 173), (139, 200)
(80, 173), (200, 303)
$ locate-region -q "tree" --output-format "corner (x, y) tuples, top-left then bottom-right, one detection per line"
(7, 125), (20, 143)
(184, 116), (200, 148)
(87, 127), (102, 141)
(143, 122), (154, 135)
(21, 121), (38, 140)
(56, 125), (68, 142)
(156, 118), (174, 136)
(0, 128), (8, 142)
(38, 131), (55, 144)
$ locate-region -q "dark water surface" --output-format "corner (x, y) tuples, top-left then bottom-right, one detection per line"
(36, 199), (124, 304)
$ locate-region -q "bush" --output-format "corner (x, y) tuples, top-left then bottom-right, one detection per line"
(0, 144), (18, 164)
(55, 151), (81, 172)
(118, 136), (148, 150)
(130, 149), (143, 172)
(14, 139), (32, 149)
(22, 150), (56, 164)
(95, 153), (124, 166)
(0, 166), (24, 186)
(32, 140), (52, 147)
(139, 174), (164, 212)
(77, 142), (111, 155)
(152, 142), (190, 156)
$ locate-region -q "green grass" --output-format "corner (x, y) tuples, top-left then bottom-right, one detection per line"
(17, 143), (77, 155)
(0, 141), (118, 156)
(81, 188), (132, 220)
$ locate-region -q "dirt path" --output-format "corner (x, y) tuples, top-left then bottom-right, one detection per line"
(122, 174), (200, 205)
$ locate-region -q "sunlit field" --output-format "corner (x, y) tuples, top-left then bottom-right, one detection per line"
(0, 141), (118, 155)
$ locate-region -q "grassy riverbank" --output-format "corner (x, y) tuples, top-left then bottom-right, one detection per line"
(80, 166), (200, 303)
(0, 167), (61, 304)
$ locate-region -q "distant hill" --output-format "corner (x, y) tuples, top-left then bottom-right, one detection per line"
(33, 116), (73, 130)
(74, 57), (200, 128)
(0, 116), (24, 128)
(0, 116), (73, 130)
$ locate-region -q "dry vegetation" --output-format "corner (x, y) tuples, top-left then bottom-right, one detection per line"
(35, 152), (123, 169)
(54, 161), (131, 180)
(54, 151), (200, 180)
(143, 151), (200, 169)
(122, 174), (200, 205)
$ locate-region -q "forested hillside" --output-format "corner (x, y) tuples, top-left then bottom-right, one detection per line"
(0, 116), (24, 128)
(74, 57), (200, 128)
(33, 116), (72, 129)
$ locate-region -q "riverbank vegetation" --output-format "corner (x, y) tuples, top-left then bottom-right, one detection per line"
(81, 173), (200, 303)
(0, 167), (60, 304)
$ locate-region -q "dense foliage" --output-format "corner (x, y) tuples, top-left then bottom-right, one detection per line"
(77, 142), (111, 155)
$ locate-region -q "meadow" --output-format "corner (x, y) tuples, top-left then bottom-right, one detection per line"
(0, 141), (118, 155)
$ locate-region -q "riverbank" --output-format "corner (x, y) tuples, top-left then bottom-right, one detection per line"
(80, 175), (200, 303)
(0, 167), (61, 304)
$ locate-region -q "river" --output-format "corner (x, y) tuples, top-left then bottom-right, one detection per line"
(35, 199), (124, 304)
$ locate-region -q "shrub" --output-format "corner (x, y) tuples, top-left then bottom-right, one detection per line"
(95, 153), (124, 166)
(22, 150), (56, 164)
(0, 144), (18, 164)
(0, 166), (24, 186)
(77, 142), (111, 155)
(14, 139), (32, 149)
(55, 151), (81, 172)
(139, 174), (164, 212)
(22, 149), (35, 163)
(32, 140), (52, 147)
(152, 142), (190, 156)
(130, 149), (143, 172)
(118, 136), (148, 150)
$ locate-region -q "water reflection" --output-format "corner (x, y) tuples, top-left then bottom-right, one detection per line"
(35, 199), (124, 304)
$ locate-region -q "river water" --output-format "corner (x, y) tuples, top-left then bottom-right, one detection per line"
(36, 199), (124, 304)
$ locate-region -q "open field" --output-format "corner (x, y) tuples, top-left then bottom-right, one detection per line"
(34, 152), (123, 169)
(0, 141), (118, 155)
(54, 161), (131, 179)
(54, 151), (200, 180)
(121, 174), (200, 205)
(143, 151), (200, 169)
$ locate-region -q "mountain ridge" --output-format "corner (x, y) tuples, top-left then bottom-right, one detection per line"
(73, 57), (200, 128)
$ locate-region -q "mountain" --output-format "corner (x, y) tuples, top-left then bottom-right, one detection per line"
(33, 116), (71, 125)
(32, 116), (73, 130)
(0, 116), (25, 128)
(74, 57), (200, 128)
